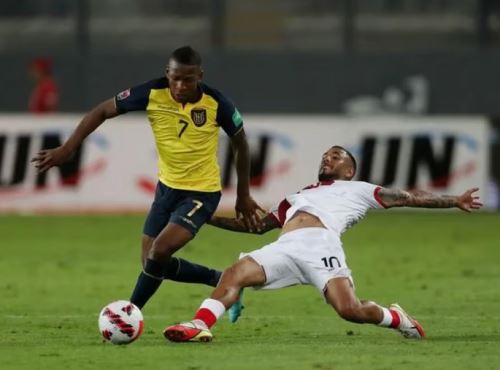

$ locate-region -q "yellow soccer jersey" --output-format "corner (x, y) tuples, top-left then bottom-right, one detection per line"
(114, 78), (243, 192)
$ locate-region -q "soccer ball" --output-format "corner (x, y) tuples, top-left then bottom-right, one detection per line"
(98, 300), (144, 344)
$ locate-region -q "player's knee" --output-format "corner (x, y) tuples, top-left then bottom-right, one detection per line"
(220, 265), (241, 286)
(149, 239), (177, 260)
(222, 265), (250, 291)
(141, 236), (154, 266)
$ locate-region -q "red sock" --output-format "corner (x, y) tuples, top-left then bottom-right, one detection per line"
(193, 298), (226, 328)
(389, 309), (401, 328)
(378, 306), (401, 328)
(194, 308), (217, 328)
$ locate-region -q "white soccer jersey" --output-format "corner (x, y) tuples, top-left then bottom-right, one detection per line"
(270, 180), (386, 237)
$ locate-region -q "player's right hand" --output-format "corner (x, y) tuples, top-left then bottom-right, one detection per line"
(235, 195), (266, 233)
(31, 146), (73, 173)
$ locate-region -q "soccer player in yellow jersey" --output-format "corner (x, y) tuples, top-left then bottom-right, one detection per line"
(32, 46), (264, 313)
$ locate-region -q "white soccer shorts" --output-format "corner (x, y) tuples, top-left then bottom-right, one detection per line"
(241, 227), (352, 294)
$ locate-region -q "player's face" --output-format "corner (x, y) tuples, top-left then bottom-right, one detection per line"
(166, 60), (203, 104)
(318, 147), (354, 181)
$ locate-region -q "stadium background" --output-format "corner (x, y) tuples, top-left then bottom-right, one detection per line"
(1, 1), (499, 370)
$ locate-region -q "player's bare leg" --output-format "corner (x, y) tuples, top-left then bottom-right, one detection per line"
(141, 235), (154, 266)
(324, 277), (425, 339)
(325, 277), (383, 324)
(164, 256), (265, 342)
(149, 223), (194, 261)
(210, 256), (265, 306)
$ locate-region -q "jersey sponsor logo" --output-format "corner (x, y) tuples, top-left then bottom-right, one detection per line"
(232, 109), (243, 127)
(116, 89), (131, 101)
(191, 109), (207, 127)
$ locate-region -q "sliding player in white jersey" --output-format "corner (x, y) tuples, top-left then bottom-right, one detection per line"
(163, 146), (483, 342)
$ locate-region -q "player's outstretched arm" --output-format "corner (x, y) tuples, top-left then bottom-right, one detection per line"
(208, 213), (280, 234)
(230, 128), (266, 231)
(31, 98), (119, 172)
(377, 187), (483, 212)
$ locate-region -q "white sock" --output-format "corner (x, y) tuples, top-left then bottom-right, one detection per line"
(378, 307), (395, 327)
(200, 298), (226, 318)
(193, 298), (226, 328)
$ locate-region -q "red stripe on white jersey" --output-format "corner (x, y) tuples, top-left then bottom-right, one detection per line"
(277, 198), (292, 226)
(374, 186), (389, 208)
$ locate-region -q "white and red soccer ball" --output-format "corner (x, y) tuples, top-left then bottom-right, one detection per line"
(98, 300), (144, 344)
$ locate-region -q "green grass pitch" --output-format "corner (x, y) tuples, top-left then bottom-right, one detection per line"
(1, 212), (499, 370)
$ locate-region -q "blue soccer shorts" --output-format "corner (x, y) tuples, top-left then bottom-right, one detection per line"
(143, 181), (221, 237)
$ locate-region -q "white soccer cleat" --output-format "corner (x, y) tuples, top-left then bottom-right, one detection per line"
(163, 320), (213, 343)
(390, 303), (425, 339)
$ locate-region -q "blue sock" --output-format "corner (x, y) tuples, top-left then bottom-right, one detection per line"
(130, 258), (163, 309)
(164, 257), (222, 287)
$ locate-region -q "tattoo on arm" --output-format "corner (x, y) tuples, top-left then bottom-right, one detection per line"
(378, 188), (458, 209)
(208, 216), (247, 233)
(208, 214), (280, 234)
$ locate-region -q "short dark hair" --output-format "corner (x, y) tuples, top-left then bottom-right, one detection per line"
(332, 145), (357, 176)
(170, 46), (202, 66)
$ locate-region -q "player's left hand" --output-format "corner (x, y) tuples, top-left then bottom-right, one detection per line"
(456, 188), (483, 212)
(235, 195), (266, 232)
